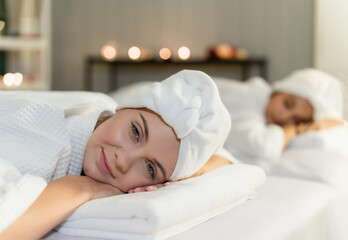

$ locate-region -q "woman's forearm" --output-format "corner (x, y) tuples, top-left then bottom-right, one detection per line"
(282, 125), (297, 149)
(188, 155), (232, 179)
(282, 119), (345, 150)
(0, 175), (122, 240)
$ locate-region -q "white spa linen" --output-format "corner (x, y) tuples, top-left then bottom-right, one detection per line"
(117, 70), (231, 180)
(269, 123), (348, 190)
(288, 122), (348, 153)
(214, 77), (285, 161)
(56, 162), (266, 240)
(269, 147), (348, 190)
(0, 90), (116, 232)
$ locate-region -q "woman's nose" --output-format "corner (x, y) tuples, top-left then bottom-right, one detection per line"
(280, 111), (293, 125)
(114, 149), (134, 174)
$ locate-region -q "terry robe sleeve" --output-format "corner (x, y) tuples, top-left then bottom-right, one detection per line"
(215, 77), (284, 161)
(0, 90), (116, 232)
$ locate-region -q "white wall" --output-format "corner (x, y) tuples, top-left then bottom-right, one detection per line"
(52, 0), (313, 91)
(314, 0), (348, 88)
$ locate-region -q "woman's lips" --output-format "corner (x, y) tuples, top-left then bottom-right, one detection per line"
(100, 148), (114, 178)
(268, 115), (281, 125)
(272, 117), (282, 126)
(266, 114), (274, 124)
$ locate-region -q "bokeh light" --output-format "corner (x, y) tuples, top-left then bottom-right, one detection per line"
(101, 44), (117, 61)
(13, 73), (23, 86)
(3, 73), (23, 87)
(128, 46), (141, 60)
(159, 47), (172, 60)
(3, 73), (14, 86)
(178, 46), (190, 60)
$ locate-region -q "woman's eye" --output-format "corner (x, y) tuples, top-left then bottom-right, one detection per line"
(131, 122), (140, 142)
(284, 99), (292, 109)
(146, 161), (155, 179)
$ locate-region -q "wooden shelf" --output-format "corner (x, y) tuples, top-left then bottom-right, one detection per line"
(0, 78), (49, 90)
(0, 0), (51, 91)
(0, 36), (47, 51)
(84, 56), (268, 91)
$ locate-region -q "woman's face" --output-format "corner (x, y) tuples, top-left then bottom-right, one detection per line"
(265, 92), (313, 126)
(83, 108), (180, 192)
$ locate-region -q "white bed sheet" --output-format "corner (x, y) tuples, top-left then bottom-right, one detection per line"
(169, 176), (337, 240)
(42, 176), (340, 240)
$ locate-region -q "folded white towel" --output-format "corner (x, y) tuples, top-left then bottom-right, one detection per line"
(56, 163), (266, 240)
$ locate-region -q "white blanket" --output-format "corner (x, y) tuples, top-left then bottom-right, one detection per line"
(56, 163), (266, 240)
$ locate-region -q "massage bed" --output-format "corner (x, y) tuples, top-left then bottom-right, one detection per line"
(43, 175), (347, 240)
(42, 78), (348, 240)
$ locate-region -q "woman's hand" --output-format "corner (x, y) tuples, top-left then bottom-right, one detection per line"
(282, 118), (344, 149)
(295, 118), (344, 134)
(0, 175), (123, 240)
(282, 124), (298, 148)
(77, 175), (124, 199)
(128, 154), (231, 194)
(128, 182), (173, 193)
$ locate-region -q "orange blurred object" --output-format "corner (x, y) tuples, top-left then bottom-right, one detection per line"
(209, 44), (236, 60)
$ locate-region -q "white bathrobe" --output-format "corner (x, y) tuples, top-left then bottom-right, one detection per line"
(0, 90), (116, 232)
(215, 77), (284, 164)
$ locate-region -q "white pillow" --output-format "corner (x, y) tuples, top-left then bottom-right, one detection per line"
(108, 81), (154, 104)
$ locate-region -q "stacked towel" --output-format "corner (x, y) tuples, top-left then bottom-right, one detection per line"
(57, 163), (266, 240)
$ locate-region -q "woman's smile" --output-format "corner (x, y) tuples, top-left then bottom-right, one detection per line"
(268, 115), (281, 125)
(100, 147), (114, 178)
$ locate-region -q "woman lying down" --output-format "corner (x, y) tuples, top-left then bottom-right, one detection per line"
(221, 68), (345, 161)
(0, 70), (231, 240)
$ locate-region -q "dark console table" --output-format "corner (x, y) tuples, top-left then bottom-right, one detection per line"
(84, 57), (268, 91)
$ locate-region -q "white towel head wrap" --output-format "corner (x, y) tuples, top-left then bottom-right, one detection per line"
(272, 68), (343, 120)
(116, 70), (231, 180)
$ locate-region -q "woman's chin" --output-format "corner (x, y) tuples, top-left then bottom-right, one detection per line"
(265, 115), (273, 124)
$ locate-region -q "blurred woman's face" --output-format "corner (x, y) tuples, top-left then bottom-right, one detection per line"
(83, 108), (180, 192)
(265, 92), (313, 126)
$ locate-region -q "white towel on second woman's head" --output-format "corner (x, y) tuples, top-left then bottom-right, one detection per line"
(56, 163), (266, 240)
(273, 68), (343, 121)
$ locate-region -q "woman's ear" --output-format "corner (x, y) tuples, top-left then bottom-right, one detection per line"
(94, 110), (115, 130)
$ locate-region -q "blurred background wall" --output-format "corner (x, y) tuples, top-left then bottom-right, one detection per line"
(51, 0), (313, 91)
(313, 0), (348, 89)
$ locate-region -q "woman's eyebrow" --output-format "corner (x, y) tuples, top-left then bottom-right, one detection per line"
(152, 158), (167, 180)
(139, 113), (149, 142)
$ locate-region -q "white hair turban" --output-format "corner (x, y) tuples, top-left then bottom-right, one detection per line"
(272, 68), (343, 121)
(116, 70), (231, 180)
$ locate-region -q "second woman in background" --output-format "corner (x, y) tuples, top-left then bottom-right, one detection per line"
(217, 68), (344, 164)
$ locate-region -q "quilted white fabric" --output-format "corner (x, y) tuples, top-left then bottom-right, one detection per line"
(0, 90), (116, 232)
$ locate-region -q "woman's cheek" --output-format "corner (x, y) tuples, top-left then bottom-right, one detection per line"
(123, 173), (149, 191)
